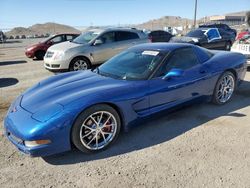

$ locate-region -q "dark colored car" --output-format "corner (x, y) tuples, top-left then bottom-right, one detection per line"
(170, 28), (235, 50)
(148, 30), (173, 42)
(199, 23), (237, 37)
(25, 33), (79, 60)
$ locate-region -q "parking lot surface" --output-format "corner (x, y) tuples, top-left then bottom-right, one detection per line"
(0, 39), (250, 188)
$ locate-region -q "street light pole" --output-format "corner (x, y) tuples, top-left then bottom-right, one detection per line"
(193, 0), (198, 28)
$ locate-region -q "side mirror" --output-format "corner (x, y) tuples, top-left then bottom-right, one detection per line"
(93, 39), (103, 46)
(162, 68), (184, 80)
(47, 41), (53, 45)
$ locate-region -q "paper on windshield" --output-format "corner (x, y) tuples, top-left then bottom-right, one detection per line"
(142, 50), (159, 56)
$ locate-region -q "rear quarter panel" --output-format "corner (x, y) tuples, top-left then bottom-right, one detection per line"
(208, 51), (247, 85)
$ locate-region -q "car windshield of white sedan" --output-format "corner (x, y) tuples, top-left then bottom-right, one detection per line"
(72, 31), (100, 44)
(97, 50), (165, 80)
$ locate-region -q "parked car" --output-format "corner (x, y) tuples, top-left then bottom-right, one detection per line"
(4, 43), (247, 157)
(170, 28), (235, 50)
(25, 33), (79, 60)
(44, 28), (149, 71)
(236, 30), (250, 40)
(0, 31), (6, 43)
(231, 34), (250, 66)
(148, 30), (173, 42)
(199, 23), (237, 37)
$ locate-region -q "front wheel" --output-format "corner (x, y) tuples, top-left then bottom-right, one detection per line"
(71, 104), (121, 153)
(212, 71), (235, 105)
(69, 57), (90, 71)
(35, 50), (46, 60)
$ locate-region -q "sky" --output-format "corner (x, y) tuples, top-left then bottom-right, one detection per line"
(1, 0), (250, 30)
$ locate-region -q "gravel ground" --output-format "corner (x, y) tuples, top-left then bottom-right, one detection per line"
(0, 39), (250, 188)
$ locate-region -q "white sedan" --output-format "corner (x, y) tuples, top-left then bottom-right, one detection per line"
(231, 35), (250, 66)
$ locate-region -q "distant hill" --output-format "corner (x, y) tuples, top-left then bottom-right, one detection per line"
(6, 22), (80, 37)
(136, 16), (193, 30)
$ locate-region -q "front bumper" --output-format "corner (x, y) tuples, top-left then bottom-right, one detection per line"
(44, 57), (70, 71)
(25, 50), (35, 58)
(4, 104), (73, 157)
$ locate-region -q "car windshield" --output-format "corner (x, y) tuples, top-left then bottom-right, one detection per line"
(72, 31), (100, 44)
(96, 49), (166, 80)
(186, 30), (205, 38)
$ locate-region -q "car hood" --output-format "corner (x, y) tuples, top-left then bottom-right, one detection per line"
(21, 71), (131, 113)
(170, 36), (200, 43)
(47, 41), (88, 52)
(26, 43), (43, 49)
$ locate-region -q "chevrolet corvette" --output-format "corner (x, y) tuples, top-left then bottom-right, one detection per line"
(4, 43), (247, 157)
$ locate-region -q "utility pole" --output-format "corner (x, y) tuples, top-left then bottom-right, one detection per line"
(193, 0), (198, 28)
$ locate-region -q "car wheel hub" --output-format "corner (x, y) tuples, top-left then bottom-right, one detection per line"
(79, 111), (117, 150)
(73, 60), (88, 71)
(217, 75), (234, 103)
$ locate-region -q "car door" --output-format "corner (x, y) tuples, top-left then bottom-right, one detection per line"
(204, 28), (224, 49)
(91, 31), (118, 63)
(148, 47), (210, 112)
(113, 31), (141, 54)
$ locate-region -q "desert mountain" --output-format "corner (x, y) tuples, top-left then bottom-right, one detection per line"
(6, 22), (80, 37)
(136, 16), (193, 30)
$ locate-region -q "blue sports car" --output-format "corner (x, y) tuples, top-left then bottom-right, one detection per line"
(4, 43), (247, 157)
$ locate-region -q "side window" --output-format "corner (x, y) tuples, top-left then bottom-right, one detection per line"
(50, 35), (63, 44)
(116, 31), (139, 41)
(99, 32), (115, 44)
(66, 35), (74, 41)
(156, 48), (200, 77)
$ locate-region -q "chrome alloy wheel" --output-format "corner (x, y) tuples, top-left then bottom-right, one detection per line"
(79, 111), (117, 150)
(73, 60), (88, 71)
(217, 74), (235, 103)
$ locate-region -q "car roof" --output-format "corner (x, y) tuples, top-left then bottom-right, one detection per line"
(193, 27), (217, 31)
(87, 27), (143, 33)
(129, 42), (195, 52)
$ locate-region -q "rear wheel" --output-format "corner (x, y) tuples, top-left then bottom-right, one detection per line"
(212, 71), (235, 105)
(225, 41), (231, 51)
(69, 57), (90, 71)
(71, 104), (121, 153)
(35, 50), (46, 60)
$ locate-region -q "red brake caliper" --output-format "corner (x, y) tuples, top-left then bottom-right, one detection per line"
(102, 119), (112, 132)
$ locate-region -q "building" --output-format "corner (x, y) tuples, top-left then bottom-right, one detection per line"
(208, 12), (246, 26)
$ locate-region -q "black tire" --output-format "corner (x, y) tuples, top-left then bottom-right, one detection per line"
(224, 41), (231, 51)
(69, 57), (91, 71)
(71, 104), (121, 153)
(35, 50), (46, 60)
(212, 71), (236, 105)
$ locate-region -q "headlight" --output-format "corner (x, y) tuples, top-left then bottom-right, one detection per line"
(53, 51), (65, 60)
(24, 140), (51, 147)
(8, 95), (22, 114)
(31, 103), (64, 122)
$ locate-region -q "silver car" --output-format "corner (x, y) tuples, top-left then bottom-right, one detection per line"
(44, 28), (149, 71)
